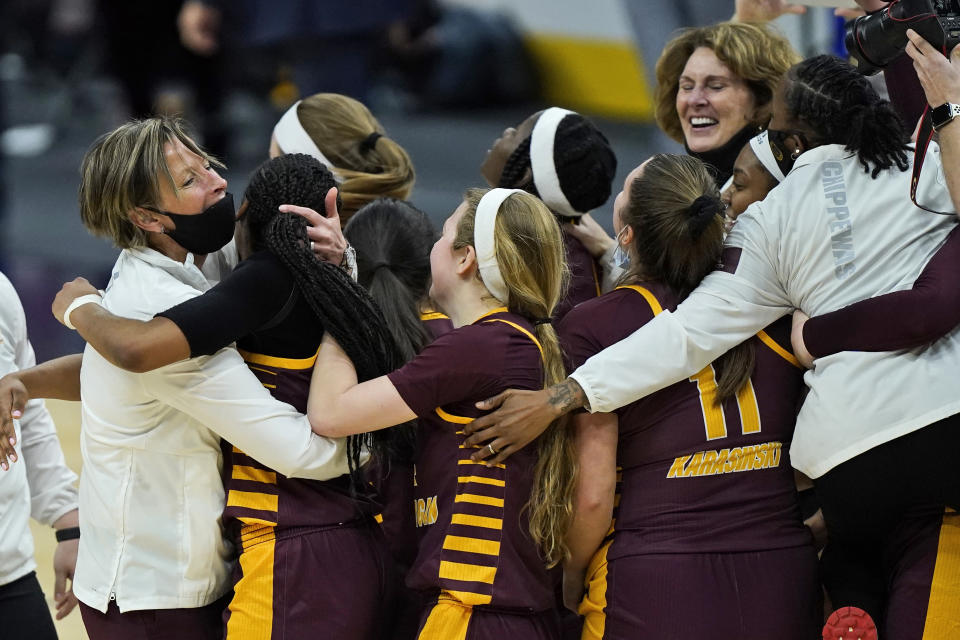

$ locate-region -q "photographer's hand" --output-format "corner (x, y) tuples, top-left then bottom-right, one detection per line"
(905, 29), (960, 107)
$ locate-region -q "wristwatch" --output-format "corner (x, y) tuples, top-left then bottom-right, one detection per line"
(931, 103), (960, 131)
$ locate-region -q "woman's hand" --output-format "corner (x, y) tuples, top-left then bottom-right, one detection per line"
(0, 374), (29, 470)
(51, 278), (99, 327)
(563, 214), (614, 259)
(463, 378), (587, 464)
(906, 28), (960, 108)
(791, 310), (815, 369)
(281, 188), (347, 265)
(733, 0), (806, 22)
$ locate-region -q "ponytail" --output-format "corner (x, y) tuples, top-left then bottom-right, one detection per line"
(456, 188), (575, 566)
(784, 55), (910, 178)
(295, 93), (416, 222)
(344, 198), (436, 363)
(622, 154), (754, 403)
(243, 155), (416, 492)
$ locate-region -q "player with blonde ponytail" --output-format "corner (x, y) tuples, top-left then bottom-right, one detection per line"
(307, 188), (572, 639)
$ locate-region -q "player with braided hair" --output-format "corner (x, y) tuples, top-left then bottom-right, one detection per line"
(768, 55), (910, 179)
(307, 188), (574, 639)
(52, 152), (409, 639)
(481, 107), (617, 319)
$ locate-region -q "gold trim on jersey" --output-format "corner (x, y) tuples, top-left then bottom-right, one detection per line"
(417, 596), (475, 639)
(450, 513), (503, 530)
(226, 525), (276, 640)
(922, 510), (960, 639)
(483, 318), (544, 358)
(227, 490), (279, 513)
(232, 465), (277, 484)
(616, 284), (664, 315)
(436, 407), (472, 424)
(439, 560), (497, 584)
(472, 306), (509, 323)
(238, 347), (320, 370)
(420, 310), (451, 322)
(442, 535), (501, 556)
(756, 330), (802, 369)
(580, 538), (614, 640)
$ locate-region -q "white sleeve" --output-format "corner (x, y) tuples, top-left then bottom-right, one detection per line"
(570, 207), (793, 413)
(142, 347), (351, 480)
(0, 274), (79, 526)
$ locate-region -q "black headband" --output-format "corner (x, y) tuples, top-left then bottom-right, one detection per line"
(360, 132), (382, 153)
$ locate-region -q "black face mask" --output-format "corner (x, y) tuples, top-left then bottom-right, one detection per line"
(766, 129), (812, 178)
(146, 192), (236, 255)
(685, 123), (761, 188)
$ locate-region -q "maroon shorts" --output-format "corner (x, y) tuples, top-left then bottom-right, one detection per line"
(579, 541), (821, 640)
(224, 521), (396, 640)
(79, 595), (228, 640)
(415, 593), (560, 640)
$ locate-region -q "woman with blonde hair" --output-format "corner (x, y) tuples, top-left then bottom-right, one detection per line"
(307, 188), (574, 639)
(654, 21), (799, 186)
(270, 93), (416, 223)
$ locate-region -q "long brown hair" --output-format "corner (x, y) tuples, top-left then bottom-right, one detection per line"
(455, 188), (574, 566)
(621, 154), (753, 402)
(296, 94), (415, 222)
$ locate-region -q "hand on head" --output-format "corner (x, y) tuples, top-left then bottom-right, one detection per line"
(905, 29), (960, 108)
(279, 188), (347, 265)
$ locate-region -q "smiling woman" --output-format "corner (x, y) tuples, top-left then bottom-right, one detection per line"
(654, 22), (799, 186)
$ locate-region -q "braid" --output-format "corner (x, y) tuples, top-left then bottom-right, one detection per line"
(496, 113), (617, 213)
(785, 55), (909, 178)
(552, 115), (617, 212)
(498, 137), (536, 193)
(244, 154), (416, 491)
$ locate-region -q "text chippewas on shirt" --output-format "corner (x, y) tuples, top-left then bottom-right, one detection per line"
(388, 309), (555, 611)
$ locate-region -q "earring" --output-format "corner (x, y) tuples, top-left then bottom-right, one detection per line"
(790, 148), (801, 160)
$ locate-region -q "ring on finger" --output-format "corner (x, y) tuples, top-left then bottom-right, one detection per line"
(310, 241), (315, 252)
(486, 443), (498, 456)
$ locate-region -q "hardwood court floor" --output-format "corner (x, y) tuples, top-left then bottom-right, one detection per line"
(28, 399), (87, 640)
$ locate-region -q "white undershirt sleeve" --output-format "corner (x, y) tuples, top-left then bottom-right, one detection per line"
(143, 347), (351, 481)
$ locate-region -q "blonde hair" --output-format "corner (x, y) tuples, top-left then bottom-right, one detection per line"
(455, 188), (574, 567)
(78, 117), (222, 249)
(296, 94), (415, 223)
(654, 22), (800, 143)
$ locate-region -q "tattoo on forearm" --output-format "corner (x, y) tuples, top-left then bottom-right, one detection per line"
(547, 378), (586, 414)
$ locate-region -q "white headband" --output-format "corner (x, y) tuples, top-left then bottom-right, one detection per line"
(530, 107), (578, 217)
(474, 188), (525, 303)
(749, 130), (786, 183)
(273, 101), (343, 182)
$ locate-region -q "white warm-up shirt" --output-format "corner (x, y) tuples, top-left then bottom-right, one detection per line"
(74, 247), (350, 613)
(570, 143), (959, 478)
(0, 273), (78, 586)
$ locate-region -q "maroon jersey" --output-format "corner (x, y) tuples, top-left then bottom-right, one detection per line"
(553, 230), (601, 321)
(419, 309), (454, 341)
(558, 284), (810, 557)
(387, 308), (554, 611)
(375, 311), (455, 566)
(223, 348), (366, 535)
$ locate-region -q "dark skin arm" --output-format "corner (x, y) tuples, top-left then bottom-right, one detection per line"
(462, 377), (588, 464)
(52, 278), (190, 373)
(0, 354), (82, 470)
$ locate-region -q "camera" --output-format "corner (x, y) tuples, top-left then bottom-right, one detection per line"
(845, 0), (960, 74)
